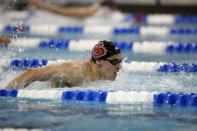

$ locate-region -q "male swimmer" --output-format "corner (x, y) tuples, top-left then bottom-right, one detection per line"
(5, 40), (122, 89)
(28, 0), (116, 18)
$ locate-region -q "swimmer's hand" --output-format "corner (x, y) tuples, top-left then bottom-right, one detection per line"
(0, 36), (10, 46)
(28, 0), (46, 9)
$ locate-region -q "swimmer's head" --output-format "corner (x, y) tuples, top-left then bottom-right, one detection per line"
(91, 40), (122, 81)
(91, 40), (121, 62)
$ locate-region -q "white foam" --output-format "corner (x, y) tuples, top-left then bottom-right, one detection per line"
(0, 58), (11, 67)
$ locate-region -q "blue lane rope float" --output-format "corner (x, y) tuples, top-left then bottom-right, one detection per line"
(113, 41), (133, 51)
(58, 26), (83, 33)
(175, 15), (197, 23)
(0, 89), (197, 106)
(170, 28), (197, 35)
(0, 89), (18, 97)
(113, 27), (139, 34)
(38, 40), (69, 49)
(9, 59), (197, 73)
(166, 43), (197, 53)
(154, 92), (197, 106)
(61, 90), (107, 101)
(157, 63), (197, 72)
(10, 59), (48, 68)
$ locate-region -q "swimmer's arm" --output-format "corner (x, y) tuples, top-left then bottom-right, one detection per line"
(44, 6), (98, 18)
(5, 63), (84, 89)
(5, 65), (59, 90)
(28, 0), (98, 18)
(5, 66), (58, 90)
(5, 68), (38, 90)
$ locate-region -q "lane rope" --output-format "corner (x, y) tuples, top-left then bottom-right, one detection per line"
(0, 89), (197, 106)
(7, 59), (197, 72)
(7, 39), (197, 54)
(1, 24), (197, 36)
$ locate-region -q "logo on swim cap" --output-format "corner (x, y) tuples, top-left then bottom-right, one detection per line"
(92, 42), (107, 59)
(115, 47), (119, 50)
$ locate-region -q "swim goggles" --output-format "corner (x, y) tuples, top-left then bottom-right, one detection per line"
(105, 58), (122, 65)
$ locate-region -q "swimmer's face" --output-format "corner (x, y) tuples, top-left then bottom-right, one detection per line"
(96, 53), (122, 80)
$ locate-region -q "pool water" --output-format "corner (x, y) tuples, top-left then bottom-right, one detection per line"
(1, 10), (197, 131)
(1, 97), (197, 131)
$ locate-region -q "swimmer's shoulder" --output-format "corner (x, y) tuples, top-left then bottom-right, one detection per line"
(57, 59), (89, 71)
(40, 59), (89, 71)
(62, 59), (89, 66)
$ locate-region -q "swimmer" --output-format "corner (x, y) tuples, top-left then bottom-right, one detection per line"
(28, 0), (116, 18)
(5, 40), (122, 89)
(0, 36), (11, 46)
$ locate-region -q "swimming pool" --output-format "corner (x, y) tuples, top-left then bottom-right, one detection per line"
(0, 10), (197, 131)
